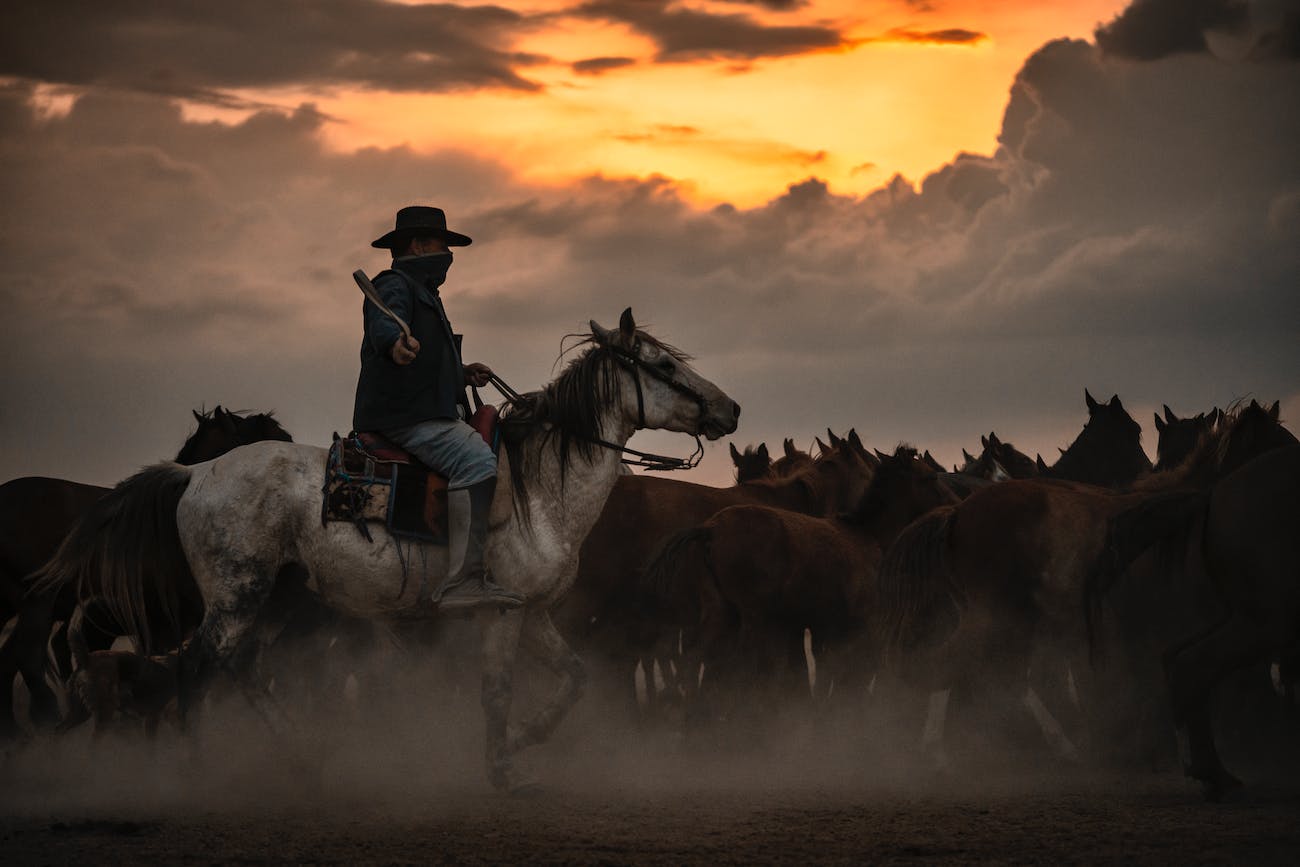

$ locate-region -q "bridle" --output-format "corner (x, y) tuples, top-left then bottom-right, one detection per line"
(486, 335), (710, 472)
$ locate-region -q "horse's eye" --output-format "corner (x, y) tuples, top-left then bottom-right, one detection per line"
(657, 359), (676, 374)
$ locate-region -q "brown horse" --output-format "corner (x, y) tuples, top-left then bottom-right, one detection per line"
(645, 446), (958, 726)
(773, 438), (815, 478)
(0, 407), (291, 737)
(729, 442), (772, 483)
(57, 598), (181, 739)
(552, 431), (877, 722)
(1152, 405), (1221, 472)
(1092, 402), (1299, 799)
(874, 402), (1293, 769)
(1036, 390), (1152, 488)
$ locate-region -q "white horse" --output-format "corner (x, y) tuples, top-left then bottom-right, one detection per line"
(40, 309), (739, 792)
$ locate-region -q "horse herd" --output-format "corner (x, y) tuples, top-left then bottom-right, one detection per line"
(1, 319), (1297, 801)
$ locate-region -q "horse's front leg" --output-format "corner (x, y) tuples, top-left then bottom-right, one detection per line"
(506, 608), (587, 754)
(480, 607), (527, 793)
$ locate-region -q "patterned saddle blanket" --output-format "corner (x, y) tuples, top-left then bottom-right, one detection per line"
(321, 405), (499, 545)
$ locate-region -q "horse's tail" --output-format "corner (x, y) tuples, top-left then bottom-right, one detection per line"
(29, 463), (194, 655)
(1084, 488), (1206, 662)
(873, 505), (959, 668)
(640, 527), (714, 625)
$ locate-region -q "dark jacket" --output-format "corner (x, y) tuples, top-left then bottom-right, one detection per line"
(352, 255), (466, 431)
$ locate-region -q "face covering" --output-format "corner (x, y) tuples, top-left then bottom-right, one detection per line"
(394, 251), (453, 290)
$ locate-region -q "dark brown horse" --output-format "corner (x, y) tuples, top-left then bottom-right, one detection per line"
(729, 442), (772, 483)
(644, 446), (958, 726)
(874, 402), (1291, 769)
(0, 407), (291, 736)
(552, 431), (877, 722)
(1092, 401), (1299, 799)
(1152, 405), (1221, 472)
(1036, 390), (1152, 488)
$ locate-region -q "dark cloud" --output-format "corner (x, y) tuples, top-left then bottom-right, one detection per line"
(879, 28), (987, 45)
(1, 33), (1297, 488)
(708, 0), (809, 9)
(1095, 0), (1249, 59)
(0, 0), (545, 98)
(572, 56), (638, 76)
(570, 0), (846, 62)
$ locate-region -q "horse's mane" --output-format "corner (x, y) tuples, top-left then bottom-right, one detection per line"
(498, 330), (689, 521)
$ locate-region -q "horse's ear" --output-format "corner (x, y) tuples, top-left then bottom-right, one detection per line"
(815, 436), (830, 456)
(1085, 389), (1099, 412)
(784, 438), (797, 458)
(618, 308), (636, 342)
(962, 448), (975, 462)
(874, 448), (889, 461)
(1110, 394), (1123, 410)
(1058, 446), (1067, 456)
(589, 319), (613, 344)
(193, 409), (205, 424)
(1269, 400), (1280, 421)
(827, 429), (843, 449)
(980, 434), (989, 449)
(989, 432), (1001, 447)
(1163, 405), (1176, 423)
(1154, 412), (1166, 433)
(729, 443), (741, 464)
(757, 443), (770, 461)
(847, 429), (865, 454)
(1036, 454), (1049, 472)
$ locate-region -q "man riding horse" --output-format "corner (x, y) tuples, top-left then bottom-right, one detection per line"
(354, 205), (524, 610)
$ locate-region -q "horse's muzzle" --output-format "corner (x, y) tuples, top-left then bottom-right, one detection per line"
(700, 399), (741, 440)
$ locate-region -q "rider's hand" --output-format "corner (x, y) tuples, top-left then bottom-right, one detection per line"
(391, 334), (420, 365)
(464, 361), (493, 387)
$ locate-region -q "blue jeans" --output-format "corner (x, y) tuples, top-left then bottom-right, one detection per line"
(382, 418), (496, 490)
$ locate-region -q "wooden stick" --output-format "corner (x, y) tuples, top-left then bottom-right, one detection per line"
(352, 269), (412, 341)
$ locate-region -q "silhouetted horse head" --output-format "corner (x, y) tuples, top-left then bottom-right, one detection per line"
(175, 406), (293, 465)
(1046, 390), (1151, 488)
(1213, 400), (1296, 477)
(855, 445), (960, 537)
(771, 438), (815, 478)
(1153, 405), (1219, 472)
(729, 442), (771, 483)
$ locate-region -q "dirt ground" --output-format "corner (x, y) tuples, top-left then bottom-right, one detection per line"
(4, 716), (1299, 865)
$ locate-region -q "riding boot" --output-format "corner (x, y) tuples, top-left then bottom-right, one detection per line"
(435, 477), (525, 611)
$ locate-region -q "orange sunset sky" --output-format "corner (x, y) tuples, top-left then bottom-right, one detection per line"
(191, 0), (1131, 206)
(1, 0), (1297, 487)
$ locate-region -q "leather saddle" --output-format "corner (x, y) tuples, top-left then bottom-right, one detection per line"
(322, 400), (500, 544)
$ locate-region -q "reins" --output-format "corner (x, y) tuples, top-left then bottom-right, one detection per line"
(483, 342), (705, 473)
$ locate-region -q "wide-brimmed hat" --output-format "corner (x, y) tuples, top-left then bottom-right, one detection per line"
(371, 205), (473, 249)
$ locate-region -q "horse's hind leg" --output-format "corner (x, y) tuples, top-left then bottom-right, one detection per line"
(1165, 612), (1267, 799)
(178, 567), (284, 734)
(507, 609), (587, 755)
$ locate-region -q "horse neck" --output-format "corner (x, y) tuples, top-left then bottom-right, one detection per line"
(519, 407), (634, 541)
(739, 471), (824, 513)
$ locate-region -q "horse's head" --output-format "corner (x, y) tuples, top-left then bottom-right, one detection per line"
(854, 445), (960, 538)
(981, 431), (1038, 479)
(1056, 390), (1151, 485)
(175, 406), (293, 465)
(589, 308), (740, 441)
(730, 442), (772, 483)
(1215, 400), (1297, 476)
(1153, 405), (1215, 472)
(802, 428), (877, 512)
(771, 437), (815, 478)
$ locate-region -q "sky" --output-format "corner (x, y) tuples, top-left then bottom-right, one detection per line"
(1, 0), (1297, 488)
